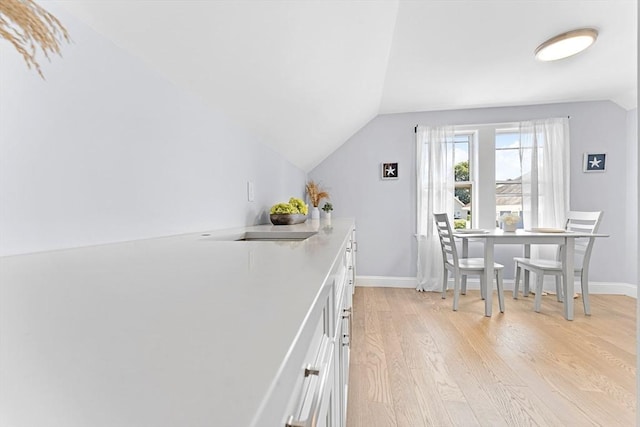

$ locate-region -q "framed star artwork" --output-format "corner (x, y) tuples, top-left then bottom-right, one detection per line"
(583, 153), (606, 173)
(382, 162), (398, 180)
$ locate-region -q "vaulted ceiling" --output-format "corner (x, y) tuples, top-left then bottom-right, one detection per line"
(58, 0), (637, 171)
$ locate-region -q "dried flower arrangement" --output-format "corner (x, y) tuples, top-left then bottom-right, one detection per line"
(305, 180), (329, 208)
(0, 0), (70, 78)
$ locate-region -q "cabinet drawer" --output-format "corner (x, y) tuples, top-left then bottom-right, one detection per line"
(279, 292), (330, 426)
(285, 338), (335, 427)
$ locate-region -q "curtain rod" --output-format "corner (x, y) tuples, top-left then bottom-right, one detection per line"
(413, 116), (571, 133)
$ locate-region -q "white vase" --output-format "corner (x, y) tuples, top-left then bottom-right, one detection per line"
(310, 207), (320, 219)
(323, 212), (332, 221)
(503, 222), (517, 232)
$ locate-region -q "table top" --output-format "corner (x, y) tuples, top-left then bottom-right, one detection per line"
(453, 228), (609, 239)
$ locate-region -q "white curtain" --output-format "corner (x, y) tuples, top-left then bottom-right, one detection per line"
(520, 117), (570, 261)
(416, 125), (455, 292)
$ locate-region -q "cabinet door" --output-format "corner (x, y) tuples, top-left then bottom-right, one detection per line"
(338, 300), (351, 426)
(316, 345), (336, 427)
(350, 228), (357, 293)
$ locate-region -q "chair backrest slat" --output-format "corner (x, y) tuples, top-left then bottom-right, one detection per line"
(433, 213), (458, 268)
(564, 211), (603, 268)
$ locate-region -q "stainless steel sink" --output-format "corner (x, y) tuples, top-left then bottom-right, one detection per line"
(200, 230), (318, 242)
(238, 231), (318, 241)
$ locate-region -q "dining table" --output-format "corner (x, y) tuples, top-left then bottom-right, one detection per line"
(452, 228), (609, 320)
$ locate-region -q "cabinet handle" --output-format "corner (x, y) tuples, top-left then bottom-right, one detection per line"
(304, 365), (320, 377)
(342, 309), (352, 347)
(348, 265), (353, 271)
(286, 416), (305, 427)
(346, 247), (351, 253)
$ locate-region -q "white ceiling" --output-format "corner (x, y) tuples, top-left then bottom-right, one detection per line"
(57, 0), (637, 172)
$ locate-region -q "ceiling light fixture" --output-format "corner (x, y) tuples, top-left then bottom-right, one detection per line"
(535, 28), (598, 61)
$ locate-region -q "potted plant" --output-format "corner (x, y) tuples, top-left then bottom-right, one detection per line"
(305, 180), (329, 219)
(321, 202), (333, 220)
(269, 197), (309, 225)
(499, 212), (520, 232)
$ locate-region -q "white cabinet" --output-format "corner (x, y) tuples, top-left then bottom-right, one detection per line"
(280, 225), (356, 427)
(331, 228), (355, 427)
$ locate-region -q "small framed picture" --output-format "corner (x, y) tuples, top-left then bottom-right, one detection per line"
(583, 153), (606, 173)
(382, 162), (398, 180)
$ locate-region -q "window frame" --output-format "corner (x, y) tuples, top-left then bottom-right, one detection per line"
(453, 131), (474, 227)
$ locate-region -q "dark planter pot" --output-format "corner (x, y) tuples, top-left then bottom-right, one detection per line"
(270, 214), (307, 225)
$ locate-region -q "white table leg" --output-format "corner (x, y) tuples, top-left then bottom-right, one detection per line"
(462, 238), (468, 295)
(563, 237), (575, 320)
(523, 244), (531, 297)
(484, 238), (494, 317)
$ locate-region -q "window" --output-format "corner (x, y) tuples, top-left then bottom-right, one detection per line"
(449, 119), (567, 230)
(495, 130), (523, 228)
(453, 133), (473, 228)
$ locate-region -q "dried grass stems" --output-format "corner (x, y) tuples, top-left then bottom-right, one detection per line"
(0, 0), (70, 78)
(306, 180), (329, 208)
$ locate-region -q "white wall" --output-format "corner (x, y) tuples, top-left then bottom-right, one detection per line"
(310, 101), (633, 285)
(0, 6), (305, 256)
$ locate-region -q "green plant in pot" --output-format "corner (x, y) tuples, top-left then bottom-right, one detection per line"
(321, 202), (333, 220)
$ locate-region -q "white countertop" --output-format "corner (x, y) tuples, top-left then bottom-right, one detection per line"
(0, 219), (354, 427)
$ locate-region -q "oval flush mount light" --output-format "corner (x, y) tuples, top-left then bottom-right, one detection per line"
(535, 28), (598, 61)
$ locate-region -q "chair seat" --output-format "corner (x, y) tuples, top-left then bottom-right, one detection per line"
(514, 257), (582, 272)
(457, 258), (504, 270)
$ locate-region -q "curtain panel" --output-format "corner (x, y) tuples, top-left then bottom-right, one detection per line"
(520, 117), (571, 262)
(416, 125), (455, 292)
(519, 118), (570, 229)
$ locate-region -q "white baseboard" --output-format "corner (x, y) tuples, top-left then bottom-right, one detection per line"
(356, 276), (637, 298)
(588, 282), (637, 298)
(355, 276), (417, 288)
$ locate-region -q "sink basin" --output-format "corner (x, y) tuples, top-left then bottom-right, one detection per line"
(239, 231), (318, 241)
(200, 230), (318, 242)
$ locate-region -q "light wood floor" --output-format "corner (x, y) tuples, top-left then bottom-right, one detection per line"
(346, 287), (636, 427)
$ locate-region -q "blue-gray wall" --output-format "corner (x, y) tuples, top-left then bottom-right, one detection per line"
(310, 101), (636, 285)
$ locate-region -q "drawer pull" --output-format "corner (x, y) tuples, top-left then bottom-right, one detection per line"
(304, 365), (320, 377)
(285, 416), (305, 427)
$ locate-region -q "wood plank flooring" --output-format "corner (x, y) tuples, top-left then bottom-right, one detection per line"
(346, 287), (636, 427)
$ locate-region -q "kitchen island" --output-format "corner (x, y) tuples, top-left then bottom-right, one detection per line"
(0, 219), (356, 427)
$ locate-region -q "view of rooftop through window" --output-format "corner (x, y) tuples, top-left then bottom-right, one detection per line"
(495, 131), (524, 228)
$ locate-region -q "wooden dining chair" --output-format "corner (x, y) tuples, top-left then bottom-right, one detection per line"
(433, 213), (505, 312)
(513, 211), (603, 314)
